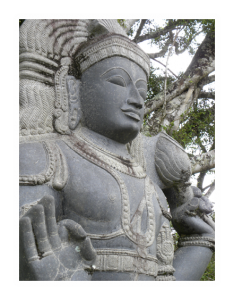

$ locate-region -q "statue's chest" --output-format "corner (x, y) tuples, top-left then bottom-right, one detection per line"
(63, 155), (146, 224)
(63, 155), (123, 224)
(59, 140), (162, 241)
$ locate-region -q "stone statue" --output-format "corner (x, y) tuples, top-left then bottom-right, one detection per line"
(19, 19), (215, 281)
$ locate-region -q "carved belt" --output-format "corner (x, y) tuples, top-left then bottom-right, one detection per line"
(85, 249), (158, 277)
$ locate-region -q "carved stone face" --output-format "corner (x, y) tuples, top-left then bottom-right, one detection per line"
(80, 56), (147, 144)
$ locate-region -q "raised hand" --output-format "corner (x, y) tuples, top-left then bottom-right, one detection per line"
(19, 195), (96, 281)
(169, 186), (215, 238)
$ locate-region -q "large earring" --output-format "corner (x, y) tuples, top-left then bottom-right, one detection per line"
(66, 76), (83, 130)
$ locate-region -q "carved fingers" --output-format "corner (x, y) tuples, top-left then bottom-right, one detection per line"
(38, 195), (62, 250)
(191, 186), (202, 198)
(169, 186), (215, 237)
(191, 186), (213, 214)
(80, 237), (97, 261)
(20, 195), (59, 260)
(184, 197), (200, 216)
(199, 196), (213, 214)
(19, 195), (61, 280)
(20, 196), (97, 280)
(173, 197), (199, 220)
(58, 219), (96, 262)
(20, 216), (41, 262)
(176, 187), (213, 218)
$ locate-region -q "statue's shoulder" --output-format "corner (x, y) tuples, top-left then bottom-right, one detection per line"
(142, 132), (191, 188)
(19, 139), (68, 190)
(154, 132), (191, 187)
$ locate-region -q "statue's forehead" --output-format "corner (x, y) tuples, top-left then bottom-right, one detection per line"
(82, 56), (147, 82)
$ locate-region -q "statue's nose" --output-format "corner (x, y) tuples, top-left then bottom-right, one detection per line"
(127, 86), (144, 109)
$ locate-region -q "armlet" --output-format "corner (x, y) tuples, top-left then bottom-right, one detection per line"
(155, 132), (191, 187)
(19, 140), (68, 190)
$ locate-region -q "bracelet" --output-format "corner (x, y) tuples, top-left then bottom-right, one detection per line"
(156, 275), (176, 281)
(178, 236), (215, 252)
(179, 236), (215, 243)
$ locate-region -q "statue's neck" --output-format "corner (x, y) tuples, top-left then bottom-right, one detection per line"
(79, 127), (132, 160)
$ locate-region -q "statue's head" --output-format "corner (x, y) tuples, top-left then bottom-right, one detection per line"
(19, 20), (150, 144)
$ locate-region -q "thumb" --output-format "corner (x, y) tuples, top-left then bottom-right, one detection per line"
(58, 219), (96, 261)
(58, 219), (87, 242)
(80, 237), (97, 261)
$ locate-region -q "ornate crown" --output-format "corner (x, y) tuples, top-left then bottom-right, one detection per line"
(75, 34), (150, 77)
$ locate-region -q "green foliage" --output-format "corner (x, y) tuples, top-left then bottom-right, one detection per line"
(171, 227), (179, 251)
(139, 19), (214, 57)
(146, 66), (175, 102)
(201, 19), (215, 34)
(117, 19), (126, 29)
(171, 97), (215, 152)
(211, 212), (215, 222)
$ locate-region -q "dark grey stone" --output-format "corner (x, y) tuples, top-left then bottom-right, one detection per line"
(19, 19), (215, 281)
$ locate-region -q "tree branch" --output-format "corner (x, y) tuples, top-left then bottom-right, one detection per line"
(198, 91), (215, 99)
(174, 30), (203, 55)
(197, 171), (207, 190)
(183, 31), (215, 78)
(190, 150), (215, 174)
(149, 29), (184, 133)
(205, 181), (215, 198)
(133, 19), (147, 42)
(144, 32), (215, 116)
(199, 74), (215, 86)
(147, 37), (172, 58)
(150, 58), (178, 78)
(202, 183), (213, 192)
(169, 86), (194, 131)
(134, 22), (180, 43)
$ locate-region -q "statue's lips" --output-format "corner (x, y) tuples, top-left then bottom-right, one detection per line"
(121, 109), (141, 121)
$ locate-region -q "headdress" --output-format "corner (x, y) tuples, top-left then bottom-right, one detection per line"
(19, 19), (150, 138)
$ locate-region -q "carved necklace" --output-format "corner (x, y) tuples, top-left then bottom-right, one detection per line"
(63, 129), (157, 255)
(77, 128), (147, 179)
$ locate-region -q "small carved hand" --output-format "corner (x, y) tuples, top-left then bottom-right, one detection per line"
(170, 186), (215, 237)
(19, 195), (96, 281)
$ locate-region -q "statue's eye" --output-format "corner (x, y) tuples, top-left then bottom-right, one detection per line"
(106, 76), (126, 87)
(138, 88), (147, 100)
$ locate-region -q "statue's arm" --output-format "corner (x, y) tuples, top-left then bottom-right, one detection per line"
(173, 239), (213, 280)
(163, 187), (214, 281)
(143, 133), (215, 281)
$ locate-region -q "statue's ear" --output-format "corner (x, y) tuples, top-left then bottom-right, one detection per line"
(66, 76), (82, 130)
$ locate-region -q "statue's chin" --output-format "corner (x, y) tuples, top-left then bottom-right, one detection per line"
(81, 112), (142, 144)
(96, 126), (140, 144)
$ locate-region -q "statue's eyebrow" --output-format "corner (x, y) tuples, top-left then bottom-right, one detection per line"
(101, 67), (132, 80)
